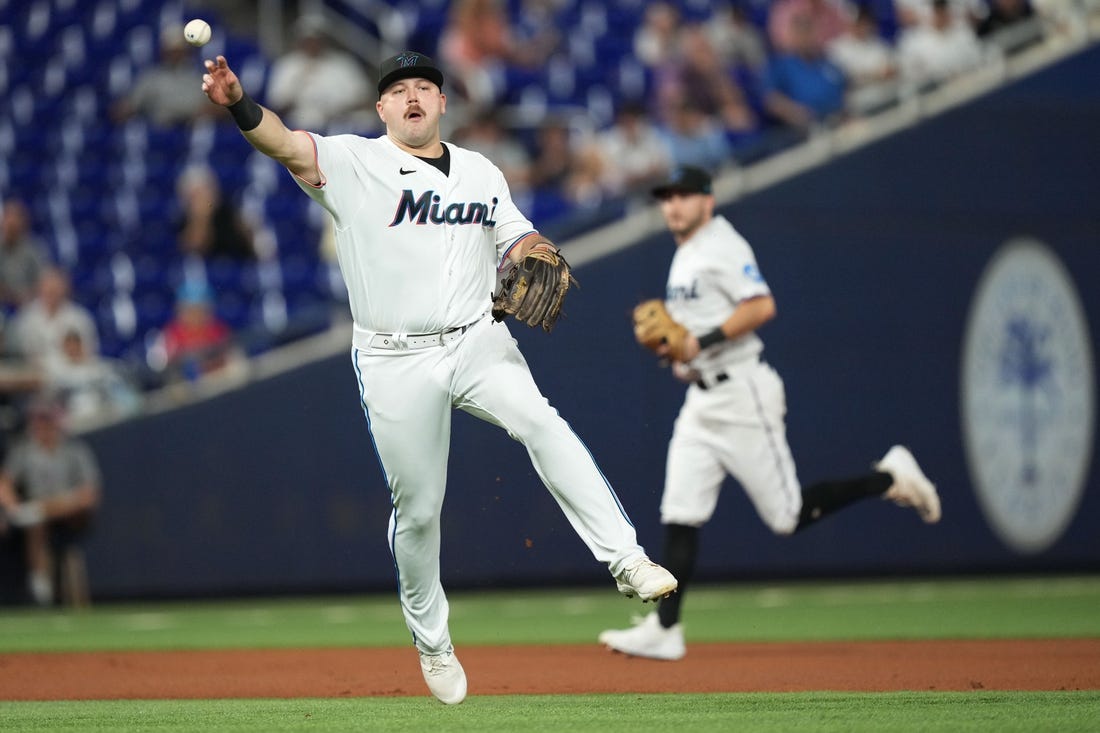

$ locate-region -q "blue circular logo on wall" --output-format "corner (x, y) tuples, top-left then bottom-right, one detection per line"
(961, 238), (1095, 554)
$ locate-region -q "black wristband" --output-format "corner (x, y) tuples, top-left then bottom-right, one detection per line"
(227, 93), (264, 131)
(697, 328), (726, 350)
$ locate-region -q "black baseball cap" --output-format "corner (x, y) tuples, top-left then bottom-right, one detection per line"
(377, 51), (444, 96)
(651, 166), (713, 198)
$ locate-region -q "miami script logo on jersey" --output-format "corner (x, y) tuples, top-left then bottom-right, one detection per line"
(667, 280), (700, 301)
(389, 190), (499, 228)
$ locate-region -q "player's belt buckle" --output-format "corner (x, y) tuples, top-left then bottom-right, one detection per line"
(695, 371), (729, 390)
(373, 319), (478, 350)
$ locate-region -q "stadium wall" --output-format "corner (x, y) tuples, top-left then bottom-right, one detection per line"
(77, 46), (1100, 599)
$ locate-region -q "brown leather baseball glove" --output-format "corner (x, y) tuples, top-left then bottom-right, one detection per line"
(633, 299), (692, 362)
(492, 240), (576, 333)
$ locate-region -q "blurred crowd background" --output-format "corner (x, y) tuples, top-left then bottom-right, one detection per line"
(0, 0), (1084, 424)
(0, 0), (1095, 605)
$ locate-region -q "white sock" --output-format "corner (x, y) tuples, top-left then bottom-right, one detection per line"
(29, 572), (53, 606)
(9, 502), (45, 527)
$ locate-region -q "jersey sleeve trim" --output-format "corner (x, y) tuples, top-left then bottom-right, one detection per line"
(291, 130), (326, 189)
(499, 230), (539, 270)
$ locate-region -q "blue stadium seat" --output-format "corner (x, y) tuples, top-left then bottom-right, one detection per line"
(215, 289), (251, 331)
(0, 0), (851, 366)
(133, 288), (173, 333)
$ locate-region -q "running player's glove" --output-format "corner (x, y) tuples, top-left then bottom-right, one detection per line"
(492, 239), (576, 333)
(633, 299), (692, 362)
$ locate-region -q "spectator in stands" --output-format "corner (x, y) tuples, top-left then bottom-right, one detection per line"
(895, 0), (984, 28)
(155, 280), (244, 384)
(590, 101), (673, 199)
(0, 199), (49, 313)
(265, 15), (375, 133)
(977, 0), (1042, 52)
(438, 0), (558, 112)
(655, 24), (757, 136)
(529, 117), (577, 195)
(634, 1), (682, 69)
(564, 146), (610, 211)
(827, 6), (901, 114)
(8, 267), (99, 372)
(175, 164), (256, 262)
(452, 112), (533, 195)
(512, 0), (568, 59)
(0, 395), (101, 607)
(768, 0), (854, 55)
(0, 310), (44, 464)
(111, 24), (214, 127)
(706, 2), (769, 72)
(529, 118), (607, 212)
(762, 13), (849, 131)
(657, 101), (734, 172)
(897, 0), (986, 88)
(45, 329), (142, 426)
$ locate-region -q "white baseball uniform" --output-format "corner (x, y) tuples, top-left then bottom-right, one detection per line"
(293, 133), (646, 654)
(661, 214), (803, 534)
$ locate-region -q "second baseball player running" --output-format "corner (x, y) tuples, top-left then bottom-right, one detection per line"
(600, 166), (940, 661)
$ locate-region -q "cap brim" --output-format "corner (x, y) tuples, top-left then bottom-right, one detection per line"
(651, 184), (707, 198)
(378, 69), (444, 96)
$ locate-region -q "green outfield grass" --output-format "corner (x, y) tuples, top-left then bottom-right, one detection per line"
(1, 574), (1097, 652)
(1, 692), (1099, 733)
(1, 575), (1098, 731)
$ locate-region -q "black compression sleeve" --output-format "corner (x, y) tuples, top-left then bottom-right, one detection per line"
(227, 93), (264, 131)
(696, 328), (725, 350)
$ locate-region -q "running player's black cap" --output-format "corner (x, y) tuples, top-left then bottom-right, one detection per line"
(651, 166), (713, 198)
(377, 51), (445, 96)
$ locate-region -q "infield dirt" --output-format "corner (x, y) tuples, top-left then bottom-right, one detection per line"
(2, 639), (1098, 700)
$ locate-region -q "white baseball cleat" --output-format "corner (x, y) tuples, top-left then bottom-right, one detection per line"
(877, 445), (942, 524)
(419, 649), (467, 704)
(599, 612), (685, 660)
(615, 558), (678, 601)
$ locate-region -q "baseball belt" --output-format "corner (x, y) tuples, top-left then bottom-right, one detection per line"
(354, 317), (482, 352)
(694, 357), (763, 390)
(694, 371), (730, 390)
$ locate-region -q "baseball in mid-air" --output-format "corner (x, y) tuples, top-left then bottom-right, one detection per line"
(184, 18), (212, 47)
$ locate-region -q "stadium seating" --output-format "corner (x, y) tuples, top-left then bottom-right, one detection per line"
(0, 0), (893, 377)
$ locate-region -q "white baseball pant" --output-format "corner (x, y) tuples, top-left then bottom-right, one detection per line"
(660, 359), (804, 534)
(353, 316), (646, 654)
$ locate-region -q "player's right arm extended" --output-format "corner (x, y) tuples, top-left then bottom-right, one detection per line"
(202, 55), (320, 184)
(238, 109), (319, 185)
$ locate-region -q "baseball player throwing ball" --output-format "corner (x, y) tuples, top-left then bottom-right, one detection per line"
(200, 50), (676, 703)
(599, 166), (940, 661)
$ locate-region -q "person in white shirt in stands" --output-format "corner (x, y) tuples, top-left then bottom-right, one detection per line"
(45, 329), (141, 425)
(265, 15), (374, 133)
(827, 6), (900, 114)
(591, 101), (673, 201)
(8, 267), (99, 372)
(897, 0), (986, 88)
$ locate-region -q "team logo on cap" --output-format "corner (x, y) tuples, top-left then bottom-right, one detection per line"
(396, 53), (421, 68)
